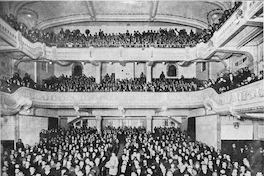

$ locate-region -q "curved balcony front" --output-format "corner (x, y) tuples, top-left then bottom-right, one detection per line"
(1, 80), (263, 117)
(1, 2), (262, 62)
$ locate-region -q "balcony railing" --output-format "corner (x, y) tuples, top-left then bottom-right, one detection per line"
(1, 80), (263, 117)
(0, 2), (262, 62)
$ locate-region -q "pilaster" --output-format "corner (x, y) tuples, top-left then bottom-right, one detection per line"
(96, 116), (103, 135)
(14, 114), (20, 150)
(95, 62), (101, 84)
(146, 65), (152, 83)
(217, 115), (221, 150)
(146, 115), (153, 133)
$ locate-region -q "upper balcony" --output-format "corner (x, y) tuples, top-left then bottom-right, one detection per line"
(1, 80), (263, 119)
(0, 1), (262, 64)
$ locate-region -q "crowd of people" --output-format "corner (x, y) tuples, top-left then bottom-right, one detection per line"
(40, 73), (204, 92)
(0, 72), (38, 93)
(0, 67), (263, 94)
(1, 126), (263, 176)
(3, 2), (242, 48)
(203, 67), (263, 94)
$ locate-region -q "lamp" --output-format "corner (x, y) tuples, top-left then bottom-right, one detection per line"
(233, 122), (240, 129)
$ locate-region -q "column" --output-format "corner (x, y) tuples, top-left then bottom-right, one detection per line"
(80, 119), (83, 128)
(253, 120), (258, 140)
(146, 116), (153, 133)
(146, 64), (152, 83)
(96, 116), (102, 135)
(14, 114), (20, 150)
(34, 62), (37, 83)
(217, 115), (221, 150)
(95, 62), (101, 84)
(132, 62), (135, 79)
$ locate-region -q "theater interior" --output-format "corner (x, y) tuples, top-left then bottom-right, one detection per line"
(0, 1), (263, 176)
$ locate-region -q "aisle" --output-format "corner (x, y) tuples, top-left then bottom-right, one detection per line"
(117, 142), (125, 159)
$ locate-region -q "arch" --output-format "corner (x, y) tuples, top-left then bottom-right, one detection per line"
(72, 63), (83, 77)
(166, 64), (178, 77)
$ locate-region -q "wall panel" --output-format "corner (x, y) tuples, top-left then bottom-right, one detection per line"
(19, 115), (49, 146)
(196, 115), (218, 148)
(1, 116), (15, 141)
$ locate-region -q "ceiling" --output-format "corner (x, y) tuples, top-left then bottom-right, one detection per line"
(1, 1), (232, 30)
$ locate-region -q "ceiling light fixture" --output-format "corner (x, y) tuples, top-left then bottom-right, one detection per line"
(212, 14), (218, 19)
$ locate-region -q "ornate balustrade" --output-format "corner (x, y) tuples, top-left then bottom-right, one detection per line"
(196, 1), (263, 58)
(1, 80), (263, 117)
(0, 1), (262, 62)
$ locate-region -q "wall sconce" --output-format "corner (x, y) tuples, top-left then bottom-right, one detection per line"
(118, 106), (125, 113)
(74, 105), (80, 112)
(161, 106), (167, 111)
(49, 61), (53, 65)
(233, 122), (240, 129)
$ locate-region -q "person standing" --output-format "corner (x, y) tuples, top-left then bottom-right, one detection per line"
(16, 139), (24, 150)
(106, 153), (119, 176)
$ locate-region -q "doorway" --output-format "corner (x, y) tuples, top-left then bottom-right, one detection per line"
(72, 63), (83, 76)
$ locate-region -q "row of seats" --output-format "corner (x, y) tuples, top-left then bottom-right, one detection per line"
(2, 126), (263, 176)
(2, 2), (242, 48)
(0, 67), (263, 94)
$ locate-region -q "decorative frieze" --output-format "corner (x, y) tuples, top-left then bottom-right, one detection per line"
(1, 80), (263, 116)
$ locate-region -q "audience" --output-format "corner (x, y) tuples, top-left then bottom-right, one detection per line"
(1, 67), (263, 94)
(211, 67), (261, 93)
(2, 1), (242, 49)
(1, 126), (263, 176)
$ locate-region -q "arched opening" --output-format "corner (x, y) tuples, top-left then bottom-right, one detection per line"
(167, 64), (178, 77)
(72, 63), (83, 76)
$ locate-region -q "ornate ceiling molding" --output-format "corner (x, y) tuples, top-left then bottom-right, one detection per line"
(149, 1), (159, 20)
(36, 14), (92, 30)
(6, 1), (231, 31)
(203, 1), (230, 11)
(154, 15), (208, 29)
(11, 1), (37, 17)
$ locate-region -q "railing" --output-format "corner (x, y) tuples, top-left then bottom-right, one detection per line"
(1, 2), (262, 62)
(211, 1), (263, 48)
(0, 19), (18, 47)
(1, 80), (263, 116)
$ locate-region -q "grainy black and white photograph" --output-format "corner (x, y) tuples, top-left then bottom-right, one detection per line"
(0, 1), (263, 176)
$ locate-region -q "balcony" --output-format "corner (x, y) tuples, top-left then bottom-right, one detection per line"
(1, 80), (263, 118)
(0, 2), (262, 63)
